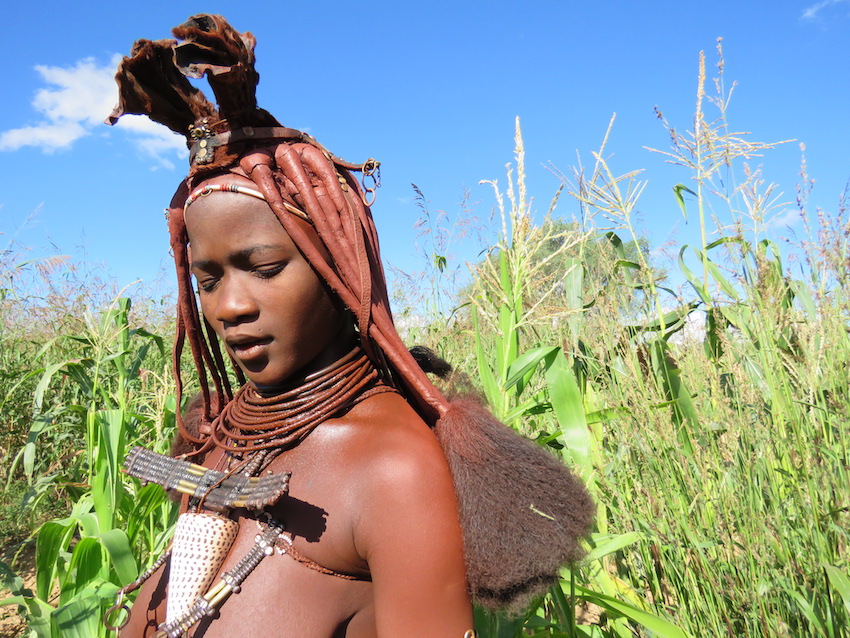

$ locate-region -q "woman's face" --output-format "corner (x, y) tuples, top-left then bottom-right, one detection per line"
(185, 181), (349, 390)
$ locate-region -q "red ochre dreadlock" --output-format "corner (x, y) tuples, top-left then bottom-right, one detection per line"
(108, 13), (593, 612)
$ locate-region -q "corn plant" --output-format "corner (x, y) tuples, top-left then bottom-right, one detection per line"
(0, 297), (178, 637)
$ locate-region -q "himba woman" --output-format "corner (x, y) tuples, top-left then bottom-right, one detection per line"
(104, 14), (593, 638)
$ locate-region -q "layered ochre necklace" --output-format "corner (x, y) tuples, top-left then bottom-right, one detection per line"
(105, 346), (391, 637)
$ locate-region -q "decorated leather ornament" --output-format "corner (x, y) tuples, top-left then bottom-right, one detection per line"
(106, 13), (593, 613)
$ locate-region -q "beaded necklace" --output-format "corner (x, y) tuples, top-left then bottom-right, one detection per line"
(211, 346), (386, 453)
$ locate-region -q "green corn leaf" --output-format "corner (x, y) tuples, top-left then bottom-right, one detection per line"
(673, 183), (697, 221)
(545, 348), (591, 479)
(100, 529), (138, 586)
(52, 596), (100, 638)
(91, 466), (115, 533)
(704, 236), (748, 251)
(625, 302), (699, 337)
(704, 308), (723, 361)
(585, 407), (627, 425)
(36, 520), (74, 601)
(573, 584), (692, 638)
(613, 259), (642, 272)
(503, 399), (552, 424)
(126, 482), (173, 545)
(32, 361), (66, 415)
(0, 594), (28, 608)
(504, 346), (559, 389)
(62, 361), (96, 401)
(0, 595), (53, 638)
(650, 338), (696, 456)
(716, 302), (749, 331)
(498, 303), (519, 382)
(788, 590), (825, 632)
(680, 245), (740, 302)
(0, 366), (45, 414)
(603, 231), (625, 256)
(74, 512), (100, 538)
(824, 565), (850, 618)
(0, 560), (27, 597)
(127, 341), (151, 380)
(133, 327), (166, 357)
(585, 532), (644, 562)
(562, 257), (584, 345)
(22, 414), (52, 479)
(704, 259), (741, 302)
(61, 538), (104, 602)
(548, 582), (574, 628)
(789, 279), (817, 319)
(678, 245), (710, 304)
(97, 409), (126, 482)
(472, 307), (501, 414)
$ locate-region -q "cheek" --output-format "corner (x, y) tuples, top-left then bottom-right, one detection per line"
(298, 277), (344, 336)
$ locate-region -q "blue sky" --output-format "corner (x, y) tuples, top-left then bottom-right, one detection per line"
(2, 1), (848, 303)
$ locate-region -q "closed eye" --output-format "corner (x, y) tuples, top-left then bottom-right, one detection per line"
(254, 263), (286, 279)
(197, 276), (220, 293)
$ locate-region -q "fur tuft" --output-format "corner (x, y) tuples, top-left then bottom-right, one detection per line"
(409, 345), (452, 379)
(435, 399), (594, 612)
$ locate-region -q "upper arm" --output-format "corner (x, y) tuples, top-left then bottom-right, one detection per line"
(352, 427), (473, 636)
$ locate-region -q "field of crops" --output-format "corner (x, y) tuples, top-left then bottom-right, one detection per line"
(1, 49), (848, 637)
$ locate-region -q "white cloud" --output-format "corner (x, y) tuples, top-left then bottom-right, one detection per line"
(765, 208), (802, 230)
(802, 0), (850, 19)
(0, 122), (87, 151)
(0, 56), (186, 167)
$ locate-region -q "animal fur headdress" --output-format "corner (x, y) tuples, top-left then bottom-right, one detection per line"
(108, 14), (593, 612)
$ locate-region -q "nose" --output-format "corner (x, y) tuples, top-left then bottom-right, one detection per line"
(213, 275), (258, 325)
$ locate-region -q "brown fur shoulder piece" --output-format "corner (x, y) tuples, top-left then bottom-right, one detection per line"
(435, 399), (594, 612)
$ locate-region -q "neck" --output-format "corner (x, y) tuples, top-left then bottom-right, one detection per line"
(211, 342), (391, 454)
(252, 341), (360, 397)
(252, 323), (358, 397)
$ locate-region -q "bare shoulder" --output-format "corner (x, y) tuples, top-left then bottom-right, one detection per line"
(323, 391), (452, 491)
(306, 390), (459, 536)
(279, 391), (472, 632)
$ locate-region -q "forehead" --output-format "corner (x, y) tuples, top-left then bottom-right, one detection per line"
(184, 189), (292, 251)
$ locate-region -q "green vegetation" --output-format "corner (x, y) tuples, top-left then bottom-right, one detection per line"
(0, 260), (178, 637)
(1, 43), (848, 636)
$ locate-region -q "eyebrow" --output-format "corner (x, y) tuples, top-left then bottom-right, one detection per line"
(191, 244), (286, 271)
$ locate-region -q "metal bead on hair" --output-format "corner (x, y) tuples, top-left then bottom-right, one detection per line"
(184, 183), (312, 223)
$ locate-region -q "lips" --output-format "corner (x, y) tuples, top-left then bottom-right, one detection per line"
(226, 335), (272, 361)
